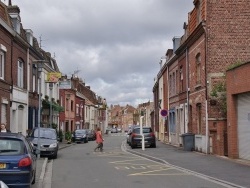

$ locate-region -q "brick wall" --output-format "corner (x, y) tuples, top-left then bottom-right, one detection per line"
(226, 62), (250, 158)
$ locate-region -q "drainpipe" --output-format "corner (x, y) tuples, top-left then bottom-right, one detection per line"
(26, 48), (30, 136)
(186, 47), (189, 133)
(167, 66), (170, 143)
(204, 22), (209, 154)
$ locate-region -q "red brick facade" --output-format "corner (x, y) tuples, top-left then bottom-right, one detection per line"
(154, 0), (250, 157)
(226, 62), (250, 159)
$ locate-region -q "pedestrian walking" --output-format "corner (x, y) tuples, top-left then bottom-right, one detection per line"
(0, 123), (10, 133)
(94, 127), (104, 152)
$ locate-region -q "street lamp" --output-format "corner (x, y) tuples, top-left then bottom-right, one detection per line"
(49, 82), (53, 128)
(33, 60), (48, 159)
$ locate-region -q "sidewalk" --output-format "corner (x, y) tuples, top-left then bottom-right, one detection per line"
(126, 140), (250, 188)
(35, 141), (75, 188)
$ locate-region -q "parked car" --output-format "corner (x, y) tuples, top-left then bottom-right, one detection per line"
(126, 129), (132, 144)
(0, 133), (36, 188)
(86, 129), (96, 141)
(111, 128), (118, 133)
(128, 126), (156, 149)
(117, 128), (122, 133)
(27, 127), (59, 159)
(72, 129), (88, 143)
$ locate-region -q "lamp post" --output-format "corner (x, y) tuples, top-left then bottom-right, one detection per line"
(33, 60), (48, 159)
(49, 83), (53, 128)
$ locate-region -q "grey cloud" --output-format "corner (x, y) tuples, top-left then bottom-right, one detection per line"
(13, 0), (193, 106)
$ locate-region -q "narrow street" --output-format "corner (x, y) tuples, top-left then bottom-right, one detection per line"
(42, 134), (247, 188)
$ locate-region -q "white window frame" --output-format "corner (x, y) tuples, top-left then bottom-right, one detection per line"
(18, 59), (24, 88)
(0, 44), (7, 80)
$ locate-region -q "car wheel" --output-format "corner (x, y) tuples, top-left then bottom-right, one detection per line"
(53, 152), (58, 159)
(151, 143), (156, 148)
(131, 144), (135, 149)
(31, 170), (36, 184)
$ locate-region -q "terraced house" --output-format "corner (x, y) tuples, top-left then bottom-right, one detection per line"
(0, 2), (61, 135)
(153, 0), (250, 160)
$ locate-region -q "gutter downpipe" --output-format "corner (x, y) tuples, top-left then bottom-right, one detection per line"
(204, 22), (209, 154)
(186, 48), (189, 134)
(167, 65), (170, 143)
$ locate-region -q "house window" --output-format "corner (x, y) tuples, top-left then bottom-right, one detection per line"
(66, 99), (69, 111)
(18, 59), (24, 88)
(71, 100), (74, 111)
(76, 104), (79, 115)
(196, 53), (201, 84)
(169, 74), (172, 96)
(0, 50), (5, 79)
(32, 64), (37, 92)
(1, 103), (7, 124)
(180, 66), (184, 92)
(173, 72), (176, 95)
(32, 75), (36, 92)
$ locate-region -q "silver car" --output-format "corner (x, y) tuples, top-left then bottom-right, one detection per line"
(27, 127), (59, 159)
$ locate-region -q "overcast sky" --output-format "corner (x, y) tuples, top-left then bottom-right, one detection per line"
(11, 0), (194, 107)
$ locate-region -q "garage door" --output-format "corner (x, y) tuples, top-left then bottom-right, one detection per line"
(237, 92), (250, 160)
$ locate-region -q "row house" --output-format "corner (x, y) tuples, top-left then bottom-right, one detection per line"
(108, 103), (154, 131)
(153, 0), (250, 160)
(59, 75), (108, 133)
(1, 1), (107, 137)
(137, 101), (154, 127)
(0, 2), (61, 135)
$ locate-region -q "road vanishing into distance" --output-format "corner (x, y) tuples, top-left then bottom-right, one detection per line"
(42, 134), (246, 188)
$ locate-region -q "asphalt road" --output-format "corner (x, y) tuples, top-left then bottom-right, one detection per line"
(43, 134), (242, 188)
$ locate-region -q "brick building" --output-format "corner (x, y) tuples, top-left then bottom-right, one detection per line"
(153, 0), (250, 158)
(226, 62), (250, 160)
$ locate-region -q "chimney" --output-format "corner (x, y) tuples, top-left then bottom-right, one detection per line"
(25, 29), (33, 46)
(172, 37), (181, 53)
(7, 5), (21, 34)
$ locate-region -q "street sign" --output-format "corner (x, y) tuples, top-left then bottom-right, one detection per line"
(160, 109), (168, 117)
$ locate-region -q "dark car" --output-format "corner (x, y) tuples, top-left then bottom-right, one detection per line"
(0, 133), (36, 188)
(27, 127), (58, 159)
(128, 126), (156, 149)
(72, 129), (88, 143)
(86, 129), (96, 141)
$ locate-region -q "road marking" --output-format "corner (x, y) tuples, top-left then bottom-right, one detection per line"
(130, 165), (146, 169)
(109, 158), (145, 164)
(115, 166), (130, 170)
(128, 167), (181, 176)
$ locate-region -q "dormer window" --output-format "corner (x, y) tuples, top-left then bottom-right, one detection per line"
(9, 13), (21, 34)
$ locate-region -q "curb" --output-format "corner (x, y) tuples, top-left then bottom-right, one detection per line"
(37, 143), (76, 188)
(38, 157), (48, 188)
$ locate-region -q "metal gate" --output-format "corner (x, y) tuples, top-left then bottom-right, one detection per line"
(237, 92), (250, 160)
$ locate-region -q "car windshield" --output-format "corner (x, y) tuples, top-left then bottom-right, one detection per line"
(133, 128), (152, 134)
(75, 130), (86, 135)
(0, 139), (24, 155)
(32, 129), (57, 139)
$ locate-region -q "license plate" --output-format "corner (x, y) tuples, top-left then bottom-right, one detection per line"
(0, 163), (6, 169)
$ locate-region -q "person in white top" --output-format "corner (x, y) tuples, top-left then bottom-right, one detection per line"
(0, 123), (10, 133)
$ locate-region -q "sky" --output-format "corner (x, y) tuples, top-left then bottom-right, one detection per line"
(10, 0), (194, 107)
